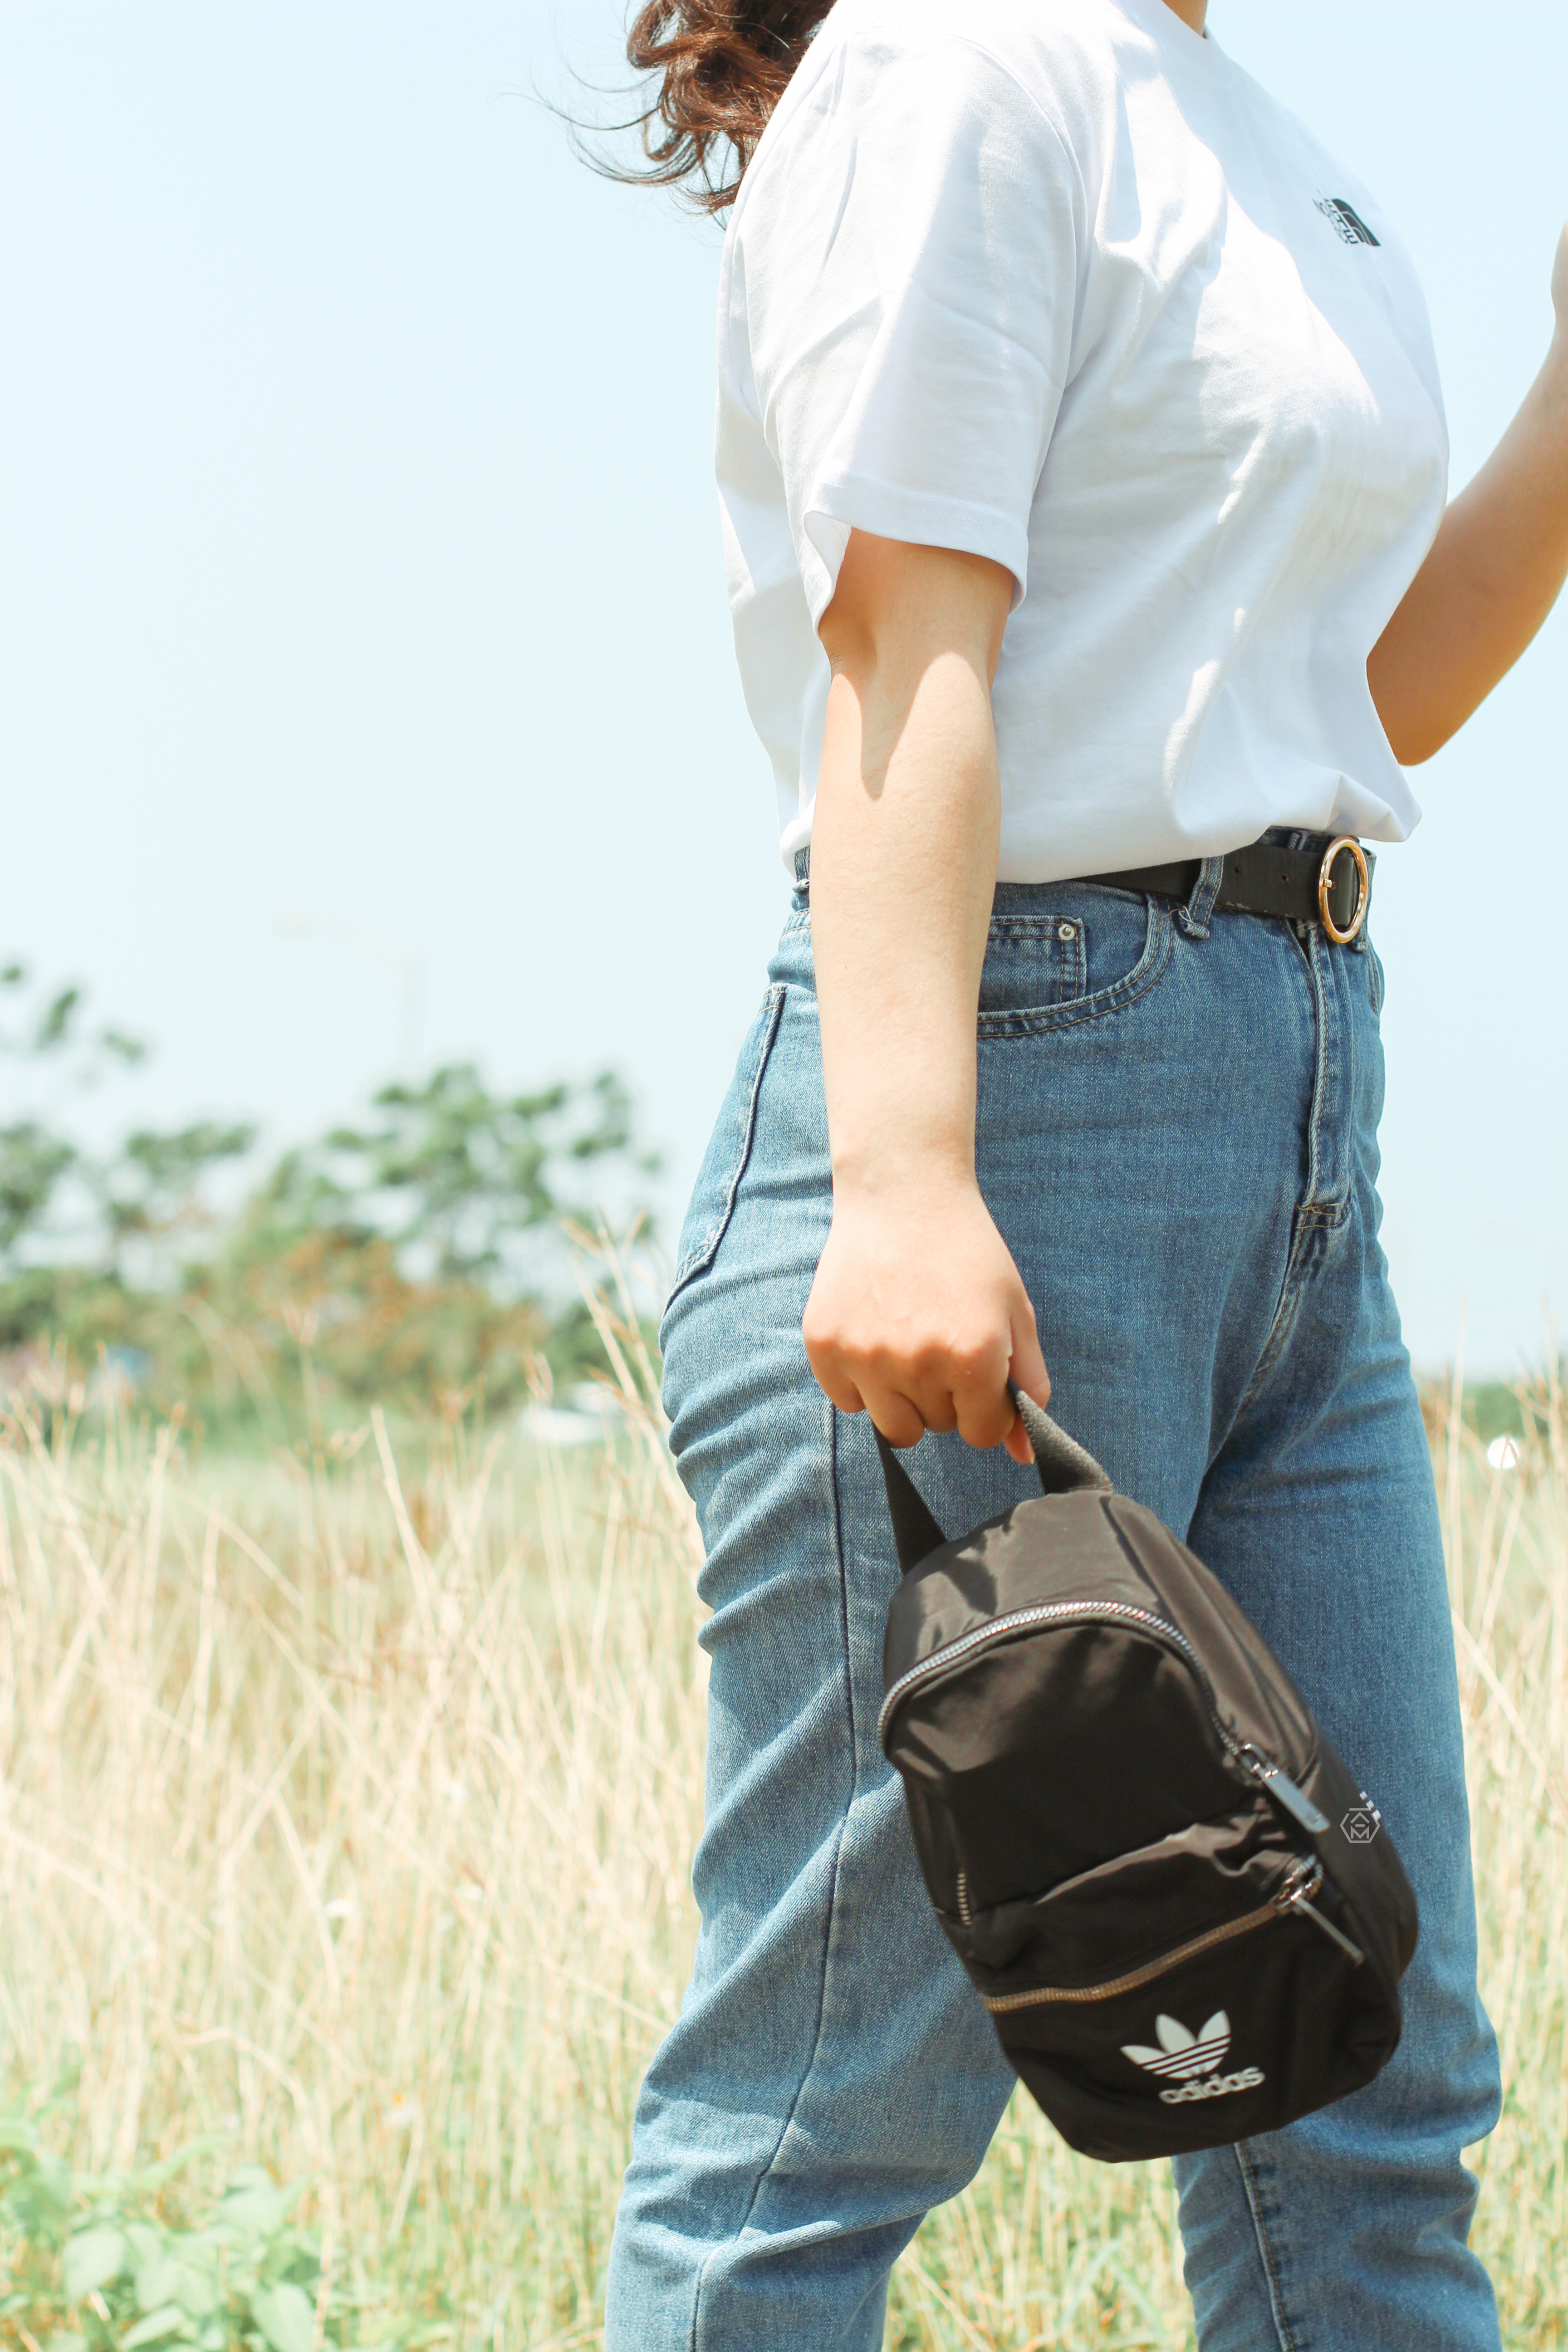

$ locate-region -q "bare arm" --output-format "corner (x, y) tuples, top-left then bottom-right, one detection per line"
(1370, 220), (1568, 763)
(802, 532), (1051, 1466)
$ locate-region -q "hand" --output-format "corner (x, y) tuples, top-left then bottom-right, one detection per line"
(802, 1171), (1052, 1466)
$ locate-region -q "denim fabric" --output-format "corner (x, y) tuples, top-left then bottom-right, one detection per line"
(605, 862), (1502, 2352)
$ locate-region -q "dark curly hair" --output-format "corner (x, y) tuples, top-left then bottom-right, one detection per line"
(622, 1), (833, 212)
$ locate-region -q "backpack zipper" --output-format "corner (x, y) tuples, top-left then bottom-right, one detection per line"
(882, 1598), (1329, 1832)
(980, 1856), (1364, 2014)
(1234, 1741), (1330, 1834)
(1276, 1856), (1368, 1964)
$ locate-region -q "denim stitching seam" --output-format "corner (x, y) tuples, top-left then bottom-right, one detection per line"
(1232, 2144), (1300, 2351)
(671, 984), (787, 1293)
(1227, 930), (1342, 1418)
(1339, 932), (1360, 1163)
(828, 1401), (861, 1754)
(976, 903), (1172, 1037)
(687, 1391), (856, 2352)
(1301, 929), (1333, 1211)
(1240, 1257), (1305, 1407)
(1231, 1182), (1344, 1420)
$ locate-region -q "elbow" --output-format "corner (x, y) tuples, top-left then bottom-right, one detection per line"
(1367, 666), (1459, 767)
(1367, 638), (1484, 767)
(1381, 692), (1473, 764)
(818, 600), (880, 692)
(1382, 721), (1448, 768)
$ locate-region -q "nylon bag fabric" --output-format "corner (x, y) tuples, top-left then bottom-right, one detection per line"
(877, 1393), (1420, 2162)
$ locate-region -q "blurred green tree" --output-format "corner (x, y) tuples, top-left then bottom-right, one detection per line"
(0, 962), (659, 1437)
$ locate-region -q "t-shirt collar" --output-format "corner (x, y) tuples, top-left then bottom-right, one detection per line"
(1106, 0), (1234, 83)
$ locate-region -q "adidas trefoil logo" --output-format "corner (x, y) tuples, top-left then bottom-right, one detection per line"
(1121, 2011), (1266, 2106)
(1123, 2007), (1230, 2079)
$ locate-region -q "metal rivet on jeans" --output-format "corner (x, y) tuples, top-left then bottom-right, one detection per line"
(1058, 922), (1076, 942)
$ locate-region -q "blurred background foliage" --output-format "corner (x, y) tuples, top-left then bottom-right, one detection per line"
(0, 958), (662, 1446)
(0, 953), (1532, 1455)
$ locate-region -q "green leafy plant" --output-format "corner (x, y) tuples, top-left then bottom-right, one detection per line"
(0, 2075), (382, 2352)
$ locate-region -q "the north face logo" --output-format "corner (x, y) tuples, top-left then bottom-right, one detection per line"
(1122, 2012), (1266, 2106)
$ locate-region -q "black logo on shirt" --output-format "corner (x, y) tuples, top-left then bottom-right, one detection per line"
(1315, 196), (1380, 249)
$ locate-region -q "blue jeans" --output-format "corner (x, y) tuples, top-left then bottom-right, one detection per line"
(605, 855), (1502, 2350)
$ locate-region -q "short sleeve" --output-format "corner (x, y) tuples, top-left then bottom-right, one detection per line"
(733, 33), (1084, 624)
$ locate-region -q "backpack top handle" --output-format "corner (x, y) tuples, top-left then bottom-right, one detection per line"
(873, 1384), (1113, 1577)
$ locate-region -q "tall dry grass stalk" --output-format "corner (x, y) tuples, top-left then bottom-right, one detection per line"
(0, 1286), (1563, 2348)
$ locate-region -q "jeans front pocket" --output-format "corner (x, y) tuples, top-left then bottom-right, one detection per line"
(977, 890), (1175, 1039)
(662, 982), (788, 1324)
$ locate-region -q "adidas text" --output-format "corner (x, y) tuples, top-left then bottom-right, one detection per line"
(1159, 2067), (1266, 2106)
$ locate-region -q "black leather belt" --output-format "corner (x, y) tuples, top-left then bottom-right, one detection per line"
(1076, 833), (1373, 945)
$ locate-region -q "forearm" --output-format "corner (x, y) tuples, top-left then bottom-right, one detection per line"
(1370, 334), (1568, 763)
(811, 622), (1000, 1204)
(802, 532), (1049, 1460)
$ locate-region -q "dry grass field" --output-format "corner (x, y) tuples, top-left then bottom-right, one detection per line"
(0, 1274), (1563, 2349)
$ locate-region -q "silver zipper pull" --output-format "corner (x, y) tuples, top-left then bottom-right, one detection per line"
(1294, 1898), (1367, 1966)
(1275, 1857), (1367, 1965)
(1240, 1744), (1330, 1833)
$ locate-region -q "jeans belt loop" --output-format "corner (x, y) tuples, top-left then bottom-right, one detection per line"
(1177, 855), (1226, 941)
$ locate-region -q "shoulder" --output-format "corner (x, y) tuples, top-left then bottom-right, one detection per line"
(811, 0), (1133, 85)
(735, 0), (1127, 219)
(862, 0), (1137, 118)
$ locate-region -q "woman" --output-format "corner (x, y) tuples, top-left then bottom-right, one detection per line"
(604, 0), (1568, 2342)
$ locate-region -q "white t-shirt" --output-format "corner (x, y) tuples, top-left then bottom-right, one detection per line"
(715, 0), (1450, 881)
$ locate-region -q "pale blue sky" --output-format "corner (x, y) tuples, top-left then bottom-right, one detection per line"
(1, 0), (1564, 1373)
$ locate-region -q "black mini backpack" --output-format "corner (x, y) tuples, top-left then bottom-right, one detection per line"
(876, 1393), (1419, 2162)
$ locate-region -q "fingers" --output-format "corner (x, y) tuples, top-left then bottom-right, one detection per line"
(907, 1302), (1052, 1462)
(811, 1331), (1054, 1460)
(1002, 1301), (1053, 1463)
(878, 1358), (1045, 1460)
(801, 1342), (867, 1423)
(801, 1192), (1053, 1460)
(859, 1386), (929, 1450)
(803, 1328), (932, 1450)
(857, 1336), (1019, 1454)
(947, 1340), (1026, 1452)
(808, 1347), (969, 1452)
(1009, 1313), (1053, 1411)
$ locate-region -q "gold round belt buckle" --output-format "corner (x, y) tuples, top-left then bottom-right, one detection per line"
(1317, 836), (1369, 945)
